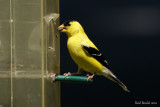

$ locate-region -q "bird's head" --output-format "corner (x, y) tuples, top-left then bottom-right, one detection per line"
(57, 20), (84, 36)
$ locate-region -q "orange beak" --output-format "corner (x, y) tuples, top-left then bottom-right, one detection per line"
(57, 24), (66, 32)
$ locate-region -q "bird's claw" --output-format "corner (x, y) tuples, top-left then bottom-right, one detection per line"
(86, 74), (90, 77)
(63, 72), (71, 80)
(86, 74), (95, 81)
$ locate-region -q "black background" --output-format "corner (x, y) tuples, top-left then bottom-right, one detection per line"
(59, 0), (160, 107)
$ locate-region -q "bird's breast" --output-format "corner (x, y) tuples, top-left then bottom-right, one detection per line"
(67, 37), (83, 59)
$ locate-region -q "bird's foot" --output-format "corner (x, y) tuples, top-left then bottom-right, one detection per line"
(86, 74), (95, 81)
(63, 72), (71, 79)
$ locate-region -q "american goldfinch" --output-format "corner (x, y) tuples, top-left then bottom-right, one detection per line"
(58, 20), (130, 92)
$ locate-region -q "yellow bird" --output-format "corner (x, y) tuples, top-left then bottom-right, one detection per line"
(58, 20), (130, 92)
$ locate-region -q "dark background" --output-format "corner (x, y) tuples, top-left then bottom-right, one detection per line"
(59, 0), (160, 107)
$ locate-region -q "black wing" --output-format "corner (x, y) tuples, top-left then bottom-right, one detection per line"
(82, 45), (111, 70)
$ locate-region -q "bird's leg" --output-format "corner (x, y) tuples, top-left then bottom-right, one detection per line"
(86, 74), (95, 81)
(63, 67), (83, 79)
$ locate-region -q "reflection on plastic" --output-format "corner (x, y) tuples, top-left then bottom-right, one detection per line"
(44, 13), (59, 25)
(44, 13), (60, 76)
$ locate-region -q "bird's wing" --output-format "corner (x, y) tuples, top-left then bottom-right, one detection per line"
(82, 45), (111, 70)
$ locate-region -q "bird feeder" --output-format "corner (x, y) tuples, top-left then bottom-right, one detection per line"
(0, 0), (60, 106)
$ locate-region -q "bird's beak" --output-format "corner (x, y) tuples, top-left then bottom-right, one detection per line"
(57, 24), (66, 32)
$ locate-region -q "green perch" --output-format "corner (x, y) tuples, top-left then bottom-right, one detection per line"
(55, 75), (93, 83)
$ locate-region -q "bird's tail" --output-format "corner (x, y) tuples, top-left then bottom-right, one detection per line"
(103, 69), (130, 92)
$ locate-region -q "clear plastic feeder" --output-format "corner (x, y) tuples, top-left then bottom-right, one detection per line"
(0, 0), (60, 107)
